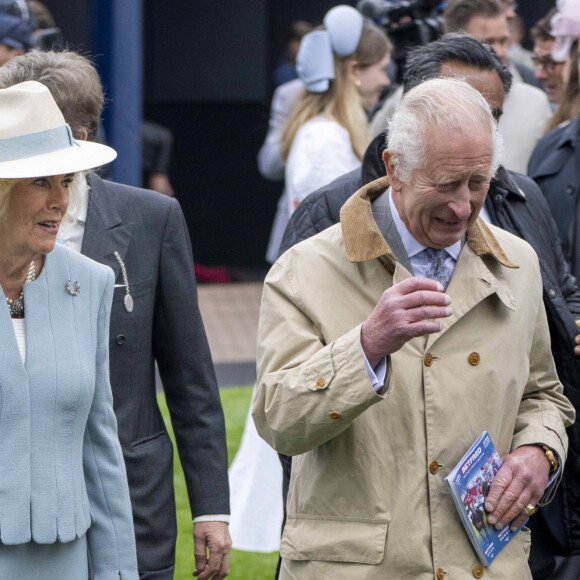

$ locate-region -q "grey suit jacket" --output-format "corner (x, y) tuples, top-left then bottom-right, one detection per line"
(82, 174), (229, 579)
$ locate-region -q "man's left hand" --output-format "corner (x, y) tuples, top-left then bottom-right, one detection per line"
(574, 325), (580, 356)
(193, 521), (232, 579)
(484, 446), (550, 531)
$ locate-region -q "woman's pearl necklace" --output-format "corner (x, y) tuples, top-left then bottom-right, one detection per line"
(5, 260), (36, 318)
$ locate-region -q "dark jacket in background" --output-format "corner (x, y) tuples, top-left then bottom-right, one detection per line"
(529, 116), (580, 279)
(83, 174), (230, 580)
(142, 120), (173, 177)
(280, 135), (580, 575)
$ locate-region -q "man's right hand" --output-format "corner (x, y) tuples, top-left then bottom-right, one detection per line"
(361, 277), (452, 368)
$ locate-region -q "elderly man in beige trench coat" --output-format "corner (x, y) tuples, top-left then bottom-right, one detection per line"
(253, 78), (575, 580)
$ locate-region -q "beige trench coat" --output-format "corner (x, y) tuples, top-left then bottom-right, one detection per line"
(253, 177), (575, 580)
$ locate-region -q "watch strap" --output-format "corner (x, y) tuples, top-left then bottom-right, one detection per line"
(540, 445), (558, 472)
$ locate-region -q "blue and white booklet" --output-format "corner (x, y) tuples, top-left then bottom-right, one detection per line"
(445, 431), (527, 566)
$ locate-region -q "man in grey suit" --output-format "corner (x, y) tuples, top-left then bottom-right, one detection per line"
(0, 50), (231, 580)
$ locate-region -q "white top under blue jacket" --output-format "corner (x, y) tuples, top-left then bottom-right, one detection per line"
(0, 243), (138, 579)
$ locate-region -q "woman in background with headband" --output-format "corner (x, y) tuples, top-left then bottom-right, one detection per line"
(281, 5), (391, 216)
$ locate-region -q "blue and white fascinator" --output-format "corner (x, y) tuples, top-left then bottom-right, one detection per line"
(296, 5), (364, 93)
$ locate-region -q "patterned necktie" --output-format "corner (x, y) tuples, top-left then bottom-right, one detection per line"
(419, 247), (452, 289)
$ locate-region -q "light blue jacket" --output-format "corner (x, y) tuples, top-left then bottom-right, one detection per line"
(0, 243), (138, 579)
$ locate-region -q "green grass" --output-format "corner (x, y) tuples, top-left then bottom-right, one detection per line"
(158, 386), (280, 580)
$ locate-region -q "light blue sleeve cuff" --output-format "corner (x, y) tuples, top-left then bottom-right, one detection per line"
(361, 345), (387, 392)
(193, 514), (230, 525)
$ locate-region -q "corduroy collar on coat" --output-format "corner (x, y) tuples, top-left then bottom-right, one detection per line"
(340, 175), (519, 269)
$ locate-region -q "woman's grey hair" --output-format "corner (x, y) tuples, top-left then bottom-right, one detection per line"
(387, 78), (502, 183)
(0, 172), (83, 225)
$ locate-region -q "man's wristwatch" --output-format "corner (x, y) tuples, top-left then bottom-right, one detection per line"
(540, 445), (559, 472)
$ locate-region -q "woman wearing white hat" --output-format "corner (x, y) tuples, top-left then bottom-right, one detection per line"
(281, 5), (391, 215)
(0, 81), (138, 579)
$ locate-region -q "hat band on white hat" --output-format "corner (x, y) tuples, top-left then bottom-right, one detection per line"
(0, 124), (79, 163)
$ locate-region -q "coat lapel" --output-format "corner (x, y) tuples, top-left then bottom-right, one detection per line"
(425, 243), (516, 351)
(81, 174), (134, 283)
(371, 191), (414, 273)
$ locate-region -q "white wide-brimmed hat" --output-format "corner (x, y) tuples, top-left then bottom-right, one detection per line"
(0, 80), (116, 178)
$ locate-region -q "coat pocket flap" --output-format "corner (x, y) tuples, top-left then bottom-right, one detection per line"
(281, 514), (388, 564)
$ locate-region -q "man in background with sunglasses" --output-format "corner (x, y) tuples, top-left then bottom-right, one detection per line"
(532, 8), (567, 110)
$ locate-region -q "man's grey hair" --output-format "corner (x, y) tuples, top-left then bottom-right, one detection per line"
(387, 78), (502, 183)
(0, 50), (104, 142)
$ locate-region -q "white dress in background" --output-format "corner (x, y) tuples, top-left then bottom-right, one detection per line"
(228, 390), (283, 552)
(229, 115), (361, 553)
(285, 114), (361, 216)
(258, 79), (304, 264)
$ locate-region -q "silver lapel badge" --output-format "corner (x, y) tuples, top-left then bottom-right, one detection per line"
(113, 251), (134, 313)
(65, 280), (81, 295)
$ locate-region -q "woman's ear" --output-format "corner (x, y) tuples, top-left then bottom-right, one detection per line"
(348, 60), (361, 85)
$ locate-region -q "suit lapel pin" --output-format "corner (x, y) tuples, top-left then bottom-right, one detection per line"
(65, 280), (81, 296)
(113, 251), (134, 313)
(124, 294), (134, 313)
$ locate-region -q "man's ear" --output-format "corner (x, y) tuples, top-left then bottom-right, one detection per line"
(383, 149), (402, 191)
(77, 128), (89, 141)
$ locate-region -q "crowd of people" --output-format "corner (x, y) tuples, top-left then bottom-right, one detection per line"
(1, 0), (580, 579)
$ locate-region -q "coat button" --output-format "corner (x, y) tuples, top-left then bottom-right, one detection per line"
(429, 461), (439, 475)
(424, 353), (433, 366)
(329, 411), (341, 420)
(472, 564), (484, 578)
(116, 334), (126, 345)
(315, 378), (326, 388)
(468, 352), (480, 366)
(436, 568), (446, 580)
